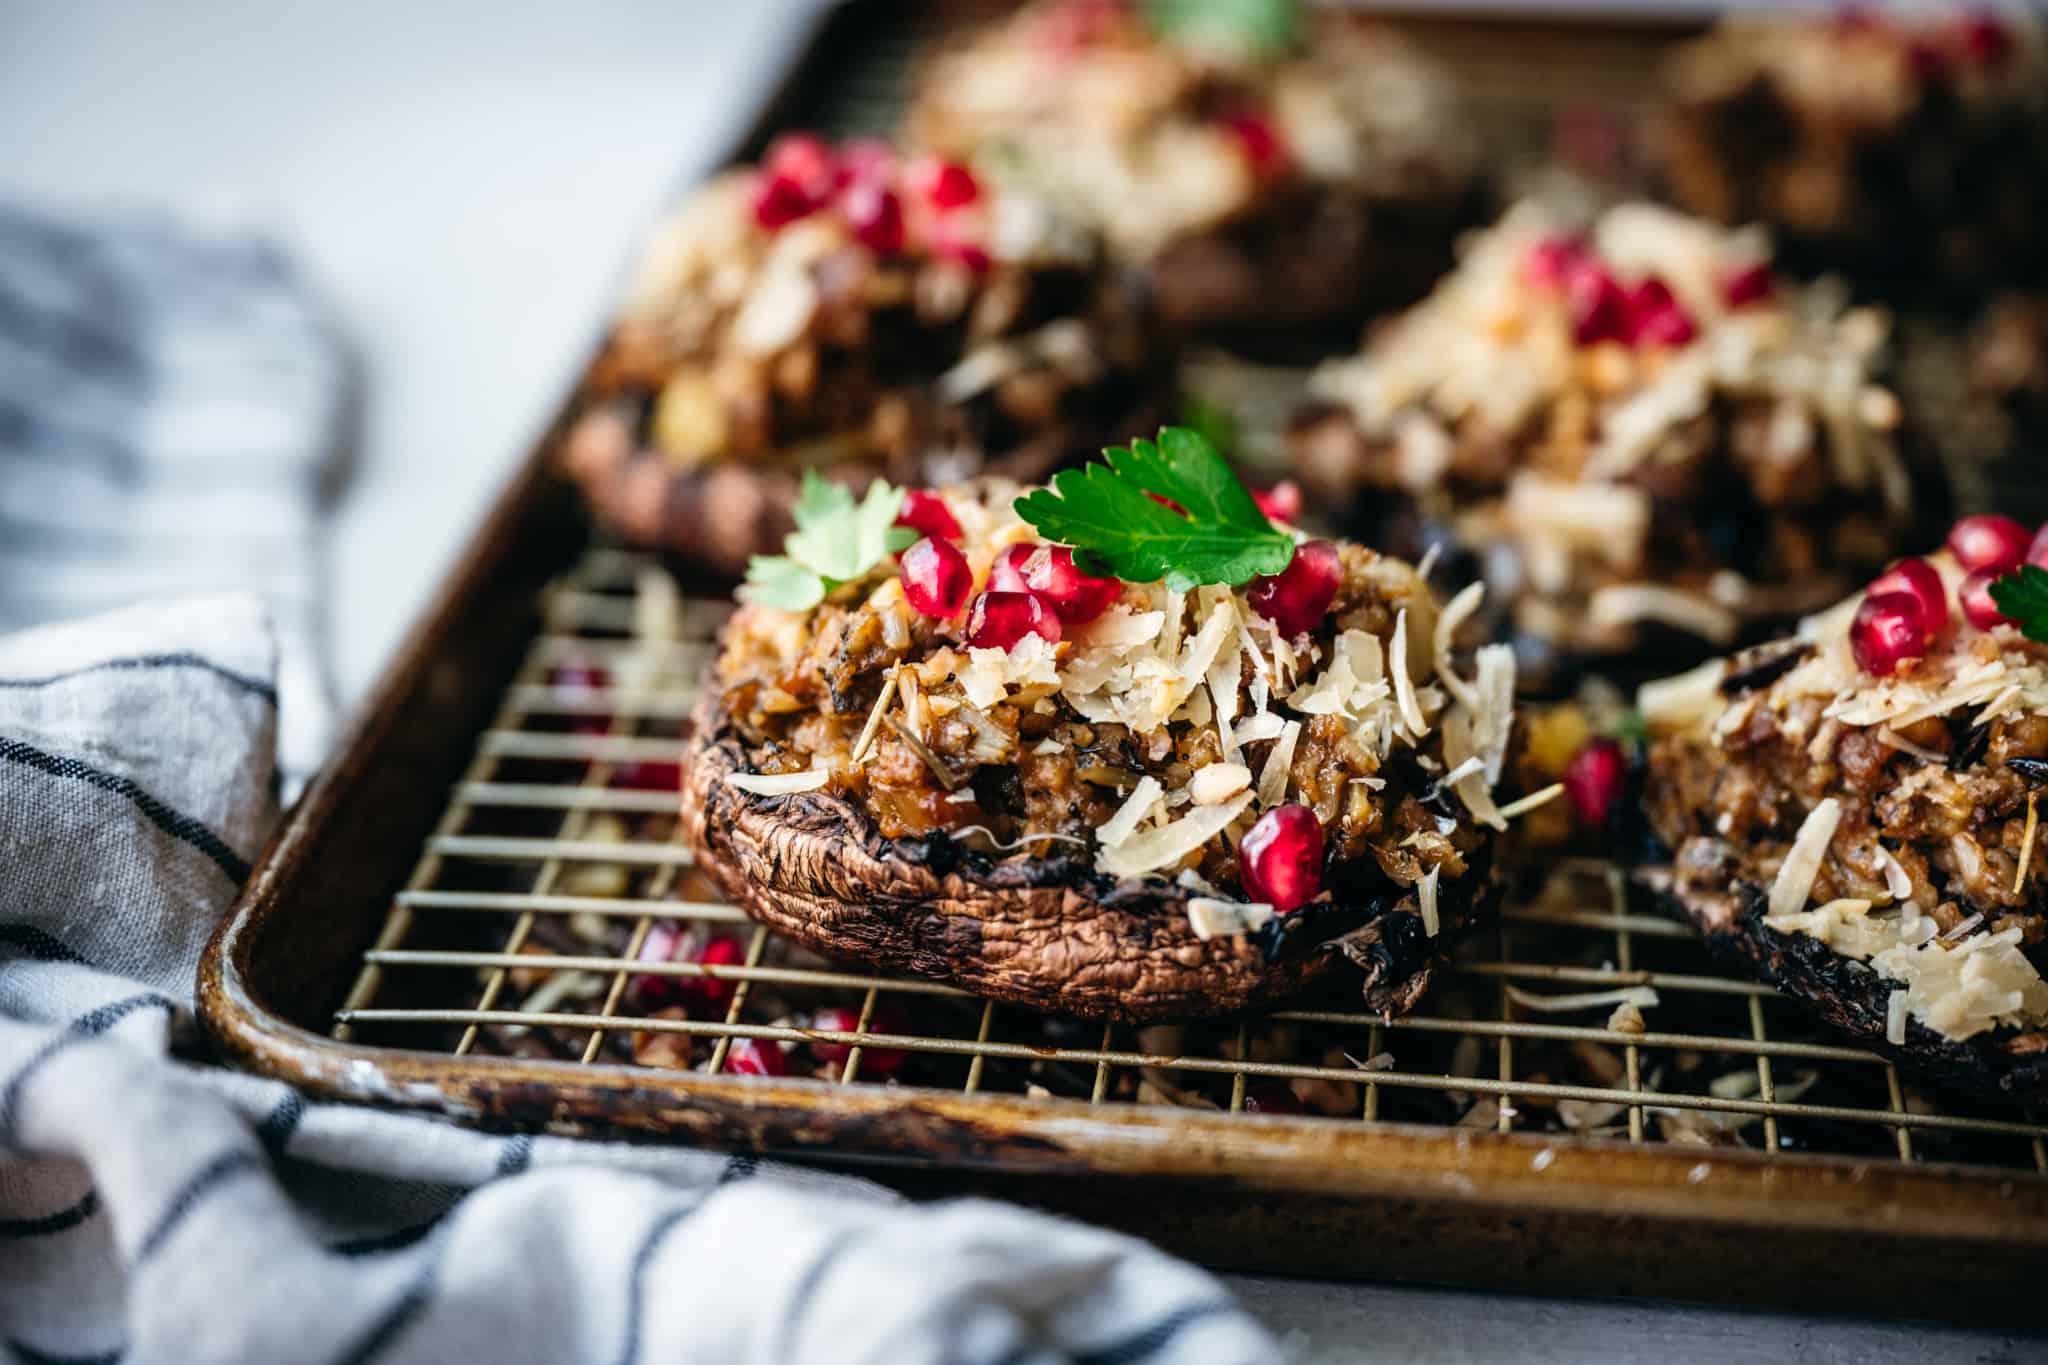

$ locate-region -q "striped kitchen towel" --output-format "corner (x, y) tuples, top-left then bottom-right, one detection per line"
(0, 202), (347, 797)
(0, 351), (1276, 1365)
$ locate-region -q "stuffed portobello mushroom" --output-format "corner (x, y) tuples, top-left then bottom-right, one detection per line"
(1654, 11), (2048, 302)
(1290, 200), (1945, 691)
(679, 430), (1530, 1022)
(1640, 525), (2048, 1099)
(902, 0), (1482, 338)
(562, 133), (1166, 576)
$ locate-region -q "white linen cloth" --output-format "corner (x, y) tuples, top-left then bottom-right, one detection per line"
(0, 210), (1278, 1364)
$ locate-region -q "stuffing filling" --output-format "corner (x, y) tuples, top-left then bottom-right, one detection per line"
(905, 0), (1475, 263)
(1644, 557), (2048, 1044)
(1295, 200), (1923, 656)
(565, 141), (1153, 487)
(711, 483), (1516, 914)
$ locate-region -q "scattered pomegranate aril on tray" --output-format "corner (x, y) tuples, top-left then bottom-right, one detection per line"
(609, 760), (682, 792)
(2027, 522), (2048, 570)
(1238, 805), (1324, 915)
(723, 1037), (788, 1077)
(1563, 738), (1627, 828)
(810, 1003), (909, 1074)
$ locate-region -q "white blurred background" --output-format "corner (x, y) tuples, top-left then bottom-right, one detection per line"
(0, 0), (825, 703)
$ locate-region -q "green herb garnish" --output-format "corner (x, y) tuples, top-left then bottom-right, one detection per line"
(742, 471), (916, 612)
(1147, 0), (1299, 57)
(1012, 426), (1294, 591)
(1990, 564), (2048, 643)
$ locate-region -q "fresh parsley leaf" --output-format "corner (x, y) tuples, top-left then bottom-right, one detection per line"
(1147, 0), (1299, 57)
(1990, 564), (2048, 643)
(1012, 426), (1295, 591)
(740, 555), (827, 612)
(741, 471), (910, 610)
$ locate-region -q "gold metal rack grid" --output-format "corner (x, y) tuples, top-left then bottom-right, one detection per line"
(331, 547), (2048, 1176)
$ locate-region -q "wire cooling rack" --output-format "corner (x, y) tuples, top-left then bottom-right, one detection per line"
(327, 548), (2048, 1177)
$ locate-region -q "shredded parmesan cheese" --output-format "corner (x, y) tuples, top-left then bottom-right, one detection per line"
(1098, 776), (1164, 849)
(1417, 865), (1441, 938)
(1886, 990), (1908, 1047)
(1257, 720), (1301, 808)
(726, 770), (829, 796)
(1768, 798), (1841, 918)
(2017, 794), (2039, 896)
(1496, 783), (1564, 820)
(1390, 608), (1427, 737)
(1097, 791), (1254, 879)
(1188, 762), (1252, 805)
(1505, 984), (1661, 1013)
(1186, 896), (1275, 941)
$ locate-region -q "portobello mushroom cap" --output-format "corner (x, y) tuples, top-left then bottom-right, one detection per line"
(1648, 841), (2048, 1101)
(682, 694), (1503, 1022)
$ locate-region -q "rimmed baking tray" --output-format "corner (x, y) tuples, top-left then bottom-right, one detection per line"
(199, 3), (2048, 1324)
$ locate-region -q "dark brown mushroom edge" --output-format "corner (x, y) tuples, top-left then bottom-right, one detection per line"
(679, 481), (1525, 1022)
(1289, 200), (1947, 694)
(560, 137), (1167, 577)
(1652, 12), (2048, 304)
(901, 0), (1482, 342)
(1638, 556), (2048, 1101)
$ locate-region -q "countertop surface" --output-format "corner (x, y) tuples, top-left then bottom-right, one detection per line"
(0, 4), (2029, 1359)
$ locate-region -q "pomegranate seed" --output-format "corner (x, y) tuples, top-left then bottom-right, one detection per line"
(762, 132), (837, 204)
(834, 137), (896, 191)
(549, 661), (610, 693)
(1238, 804), (1324, 914)
(1522, 234), (1587, 290)
(1565, 259), (1628, 346)
(628, 921), (687, 1009)
(750, 172), (815, 230)
(1947, 514), (2030, 575)
(1958, 15), (2013, 69)
(899, 535), (973, 618)
(679, 936), (744, 1014)
(1959, 569), (2013, 631)
(1563, 738), (1628, 828)
(989, 544), (1118, 625)
(2027, 522), (2048, 570)
(1907, 38), (1949, 81)
(551, 660), (613, 735)
(1867, 557), (1948, 635)
(1243, 1083), (1305, 1115)
(1623, 277), (1698, 348)
(723, 1037), (788, 1077)
(610, 760), (683, 791)
(1252, 480), (1303, 524)
(934, 236), (991, 272)
(1722, 263), (1774, 308)
(1851, 591), (1931, 677)
(895, 489), (962, 542)
(988, 542), (1034, 595)
(810, 1003), (909, 1074)
(843, 181), (905, 255)
(910, 155), (981, 210)
(1248, 540), (1343, 638)
(1221, 111), (1286, 176)
(966, 590), (1060, 649)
